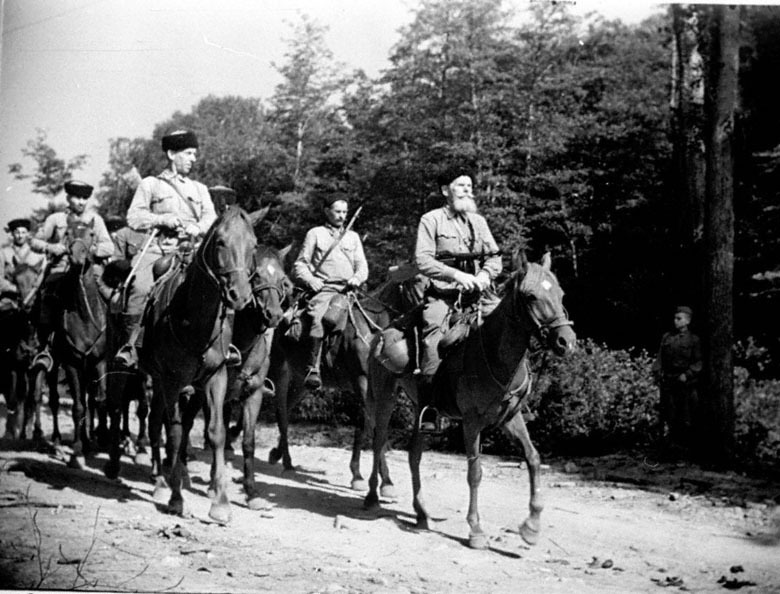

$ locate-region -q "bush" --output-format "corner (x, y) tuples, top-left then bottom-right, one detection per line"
(734, 367), (780, 471)
(524, 338), (659, 454)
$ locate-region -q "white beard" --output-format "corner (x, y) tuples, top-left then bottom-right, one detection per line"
(451, 196), (477, 213)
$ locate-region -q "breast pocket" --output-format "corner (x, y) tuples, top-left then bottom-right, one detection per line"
(436, 230), (463, 254)
(150, 193), (177, 214)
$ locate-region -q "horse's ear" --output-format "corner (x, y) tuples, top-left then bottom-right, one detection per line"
(278, 243), (293, 261)
(541, 251), (551, 270)
(512, 249), (528, 275)
(248, 206), (270, 227)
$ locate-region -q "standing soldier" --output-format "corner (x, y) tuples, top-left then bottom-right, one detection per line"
(29, 181), (114, 363)
(293, 191), (368, 389)
(1, 218), (46, 294)
(414, 165), (503, 431)
(113, 129), (231, 368)
(652, 305), (702, 453)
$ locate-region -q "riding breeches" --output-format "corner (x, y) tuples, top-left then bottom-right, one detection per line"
(304, 290), (337, 339)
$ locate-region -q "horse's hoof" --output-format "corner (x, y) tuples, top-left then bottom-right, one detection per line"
(468, 531), (489, 550)
(351, 478), (368, 492)
(268, 448), (281, 465)
(519, 520), (540, 546)
(134, 451), (150, 467)
(67, 455), (86, 470)
(379, 484), (397, 500)
(104, 460), (120, 480)
(363, 494), (380, 512)
(152, 478), (171, 503)
(248, 496), (272, 511)
(167, 497), (185, 517)
(208, 503), (232, 524)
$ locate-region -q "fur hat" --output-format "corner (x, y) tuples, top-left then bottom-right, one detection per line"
(436, 164), (474, 188)
(6, 218), (31, 232)
(675, 305), (693, 317)
(161, 130), (199, 152)
(64, 180), (94, 198)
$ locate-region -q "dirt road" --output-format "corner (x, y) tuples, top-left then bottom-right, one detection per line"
(1, 401), (778, 593)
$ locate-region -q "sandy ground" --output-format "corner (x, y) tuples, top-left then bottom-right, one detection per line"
(0, 396), (779, 594)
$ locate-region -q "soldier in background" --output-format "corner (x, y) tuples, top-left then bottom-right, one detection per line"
(1, 218), (45, 295)
(652, 305), (702, 453)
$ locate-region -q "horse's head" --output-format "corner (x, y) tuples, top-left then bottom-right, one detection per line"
(199, 206), (260, 310)
(249, 244), (290, 328)
(64, 220), (96, 268)
(11, 262), (43, 311)
(511, 251), (576, 355)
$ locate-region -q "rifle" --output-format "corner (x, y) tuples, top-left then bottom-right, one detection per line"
(435, 250), (503, 265)
(310, 205), (364, 277)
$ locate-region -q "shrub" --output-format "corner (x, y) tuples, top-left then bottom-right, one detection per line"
(523, 338), (659, 454)
(734, 367), (780, 471)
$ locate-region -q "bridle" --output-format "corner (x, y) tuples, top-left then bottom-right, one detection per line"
(194, 218), (255, 304)
(512, 267), (573, 338)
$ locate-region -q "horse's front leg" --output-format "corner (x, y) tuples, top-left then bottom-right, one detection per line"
(205, 366), (231, 524)
(63, 363), (87, 469)
(104, 363), (128, 479)
(462, 418), (487, 549)
(242, 376), (270, 510)
(48, 363), (62, 444)
(349, 373), (369, 491)
(501, 411), (544, 545)
(91, 359), (109, 451)
(163, 382), (187, 517)
(269, 359), (295, 470)
(363, 369), (397, 512)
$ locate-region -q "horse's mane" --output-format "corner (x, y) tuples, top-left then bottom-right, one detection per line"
(11, 262), (40, 277)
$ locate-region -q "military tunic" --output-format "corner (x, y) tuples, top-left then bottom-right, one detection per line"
(414, 205), (503, 375)
(652, 329), (702, 447)
(30, 209), (113, 272)
(124, 170), (217, 316)
(0, 243), (45, 293)
(293, 224), (368, 338)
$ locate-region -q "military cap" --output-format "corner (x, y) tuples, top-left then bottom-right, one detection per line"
(436, 164), (475, 188)
(64, 180), (94, 198)
(161, 130), (199, 152)
(209, 185), (237, 201)
(675, 305), (693, 317)
(6, 218), (31, 232)
(322, 191), (349, 208)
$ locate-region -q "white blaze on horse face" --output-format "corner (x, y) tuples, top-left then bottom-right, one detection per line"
(266, 263), (276, 276)
(541, 280), (552, 291)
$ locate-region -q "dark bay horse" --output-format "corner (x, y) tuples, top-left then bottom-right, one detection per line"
(364, 253), (577, 549)
(1, 263), (42, 439)
(268, 267), (423, 493)
(29, 221), (109, 468)
(214, 244), (289, 509)
(138, 207), (259, 522)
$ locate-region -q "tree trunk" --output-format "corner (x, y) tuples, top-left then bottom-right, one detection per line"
(701, 5), (739, 463)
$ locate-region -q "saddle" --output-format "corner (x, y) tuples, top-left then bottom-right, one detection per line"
(140, 255), (187, 346)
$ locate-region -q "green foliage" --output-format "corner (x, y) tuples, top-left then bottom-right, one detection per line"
(8, 128), (89, 197)
(522, 339), (659, 454)
(734, 372), (780, 471)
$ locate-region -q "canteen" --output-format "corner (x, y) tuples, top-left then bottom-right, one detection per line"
(322, 293), (350, 333)
(374, 326), (410, 374)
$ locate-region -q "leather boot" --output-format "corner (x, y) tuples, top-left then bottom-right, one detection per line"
(113, 315), (142, 369)
(303, 336), (323, 389)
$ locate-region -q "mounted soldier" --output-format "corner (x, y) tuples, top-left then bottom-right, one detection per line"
(112, 130), (240, 368)
(28, 181), (114, 367)
(414, 165), (503, 431)
(292, 191), (368, 389)
(1, 218), (46, 299)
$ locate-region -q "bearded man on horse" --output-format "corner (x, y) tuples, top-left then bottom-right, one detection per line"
(29, 181), (114, 370)
(112, 130), (240, 369)
(414, 164), (502, 431)
(292, 191), (369, 389)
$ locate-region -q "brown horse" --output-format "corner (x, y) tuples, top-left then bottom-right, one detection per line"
(28, 221), (109, 468)
(139, 206), (259, 522)
(364, 252), (576, 549)
(1, 263), (42, 439)
(267, 268), (423, 494)
(211, 244), (289, 509)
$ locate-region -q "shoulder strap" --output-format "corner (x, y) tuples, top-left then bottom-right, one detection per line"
(158, 176), (199, 219)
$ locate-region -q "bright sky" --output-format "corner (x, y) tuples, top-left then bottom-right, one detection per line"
(0, 0), (663, 234)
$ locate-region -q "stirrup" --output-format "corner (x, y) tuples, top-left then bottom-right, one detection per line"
(303, 366), (322, 389)
(31, 349), (54, 374)
(113, 344), (138, 369)
(418, 405), (444, 434)
(225, 344), (242, 368)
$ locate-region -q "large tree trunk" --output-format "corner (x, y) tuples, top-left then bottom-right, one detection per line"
(701, 5), (740, 463)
